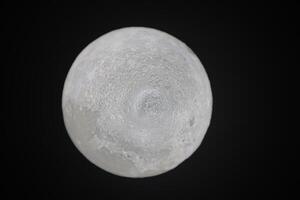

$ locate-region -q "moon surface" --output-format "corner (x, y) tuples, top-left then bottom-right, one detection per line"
(62, 27), (212, 178)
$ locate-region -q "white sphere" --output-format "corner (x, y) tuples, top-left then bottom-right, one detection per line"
(62, 27), (212, 178)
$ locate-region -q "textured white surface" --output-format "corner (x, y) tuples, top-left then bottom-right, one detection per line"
(62, 27), (213, 177)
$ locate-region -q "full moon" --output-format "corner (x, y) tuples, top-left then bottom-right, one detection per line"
(62, 27), (213, 178)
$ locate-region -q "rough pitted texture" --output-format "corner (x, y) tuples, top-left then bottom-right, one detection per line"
(62, 27), (213, 177)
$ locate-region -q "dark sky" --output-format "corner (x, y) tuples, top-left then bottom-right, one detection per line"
(3, 1), (289, 199)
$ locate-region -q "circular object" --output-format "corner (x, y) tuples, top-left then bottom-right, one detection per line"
(62, 27), (212, 178)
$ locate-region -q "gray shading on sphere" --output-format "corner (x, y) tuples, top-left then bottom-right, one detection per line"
(62, 27), (213, 178)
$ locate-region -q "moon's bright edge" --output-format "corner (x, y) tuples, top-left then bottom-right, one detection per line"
(62, 27), (213, 178)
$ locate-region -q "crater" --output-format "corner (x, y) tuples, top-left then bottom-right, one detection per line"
(189, 116), (195, 127)
(134, 89), (166, 118)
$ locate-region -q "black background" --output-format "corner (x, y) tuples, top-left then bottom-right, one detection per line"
(3, 1), (289, 199)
